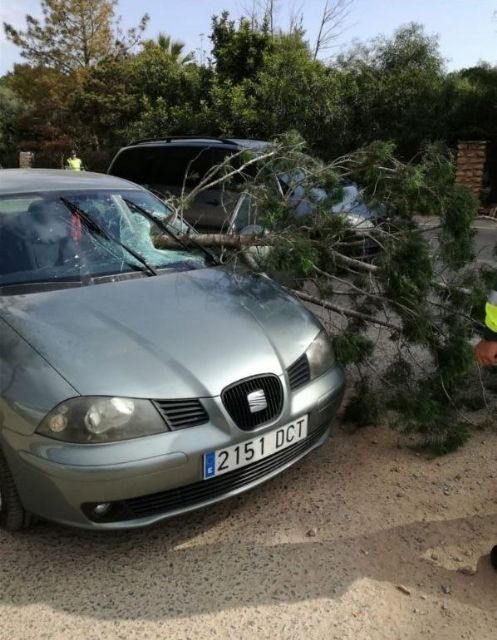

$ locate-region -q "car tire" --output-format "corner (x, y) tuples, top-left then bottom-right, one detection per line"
(491, 545), (497, 570)
(0, 449), (31, 530)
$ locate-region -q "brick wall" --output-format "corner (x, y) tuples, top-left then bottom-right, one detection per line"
(455, 141), (487, 199)
(19, 151), (34, 168)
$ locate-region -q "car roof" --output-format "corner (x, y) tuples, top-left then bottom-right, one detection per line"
(123, 137), (269, 151)
(0, 169), (140, 195)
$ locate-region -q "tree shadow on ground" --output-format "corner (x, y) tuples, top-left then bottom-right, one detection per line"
(0, 501), (496, 621)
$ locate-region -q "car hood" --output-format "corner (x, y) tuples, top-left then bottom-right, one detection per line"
(0, 267), (320, 399)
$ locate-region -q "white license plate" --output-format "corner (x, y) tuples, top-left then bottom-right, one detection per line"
(203, 415), (308, 479)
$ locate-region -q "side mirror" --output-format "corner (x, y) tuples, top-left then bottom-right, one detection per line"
(239, 224), (264, 236)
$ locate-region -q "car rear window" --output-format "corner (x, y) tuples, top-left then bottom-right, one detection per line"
(110, 147), (236, 188)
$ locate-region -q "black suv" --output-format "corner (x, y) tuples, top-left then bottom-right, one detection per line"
(108, 137), (265, 233)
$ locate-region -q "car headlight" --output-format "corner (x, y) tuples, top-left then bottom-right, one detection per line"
(345, 213), (375, 230)
(37, 397), (167, 443)
(306, 330), (335, 380)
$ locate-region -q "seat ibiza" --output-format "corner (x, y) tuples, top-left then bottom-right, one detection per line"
(0, 169), (345, 530)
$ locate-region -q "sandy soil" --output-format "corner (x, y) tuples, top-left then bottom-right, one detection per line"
(0, 421), (496, 640)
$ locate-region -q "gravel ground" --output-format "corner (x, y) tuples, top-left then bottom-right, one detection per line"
(1, 422), (497, 640)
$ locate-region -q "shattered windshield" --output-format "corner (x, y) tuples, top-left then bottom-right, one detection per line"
(0, 189), (206, 290)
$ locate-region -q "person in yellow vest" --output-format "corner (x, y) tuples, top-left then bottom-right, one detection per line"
(66, 150), (83, 171)
(474, 288), (497, 366)
(474, 288), (497, 569)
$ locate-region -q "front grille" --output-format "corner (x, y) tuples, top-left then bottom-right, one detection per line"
(287, 354), (311, 390)
(109, 421), (329, 521)
(221, 375), (283, 430)
(155, 399), (209, 429)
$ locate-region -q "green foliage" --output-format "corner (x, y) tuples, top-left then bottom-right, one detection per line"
(348, 141), (457, 218)
(3, 0), (149, 73)
(141, 33), (195, 66)
(391, 389), (471, 455)
(342, 381), (382, 428)
(3, 64), (78, 167)
(265, 235), (319, 278)
(466, 265), (496, 326)
(439, 185), (477, 268)
(446, 65), (497, 200)
(0, 85), (26, 166)
(122, 44), (208, 140)
(334, 23), (448, 158)
(204, 133), (483, 455)
(380, 229), (433, 342)
(458, 392), (487, 412)
(249, 34), (332, 140)
(423, 422), (471, 455)
(3, 8), (496, 178)
(384, 358), (413, 386)
(211, 12), (273, 84)
(269, 138), (481, 453)
(382, 230), (432, 302)
(434, 333), (474, 391)
(333, 331), (374, 365)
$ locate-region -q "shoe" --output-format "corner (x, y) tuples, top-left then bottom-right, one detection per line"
(490, 545), (497, 569)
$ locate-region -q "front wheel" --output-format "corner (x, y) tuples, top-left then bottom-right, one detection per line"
(0, 450), (31, 530)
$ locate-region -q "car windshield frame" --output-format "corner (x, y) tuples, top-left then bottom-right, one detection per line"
(0, 187), (209, 294)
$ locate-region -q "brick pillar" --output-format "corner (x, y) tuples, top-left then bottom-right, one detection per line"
(455, 141), (487, 200)
(19, 151), (34, 168)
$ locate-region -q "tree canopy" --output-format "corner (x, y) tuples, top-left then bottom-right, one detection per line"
(2, 7), (496, 178)
(3, 0), (149, 73)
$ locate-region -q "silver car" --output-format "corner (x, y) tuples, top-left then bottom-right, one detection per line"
(0, 169), (345, 530)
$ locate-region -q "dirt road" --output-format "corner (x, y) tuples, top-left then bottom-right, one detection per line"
(1, 423), (496, 640)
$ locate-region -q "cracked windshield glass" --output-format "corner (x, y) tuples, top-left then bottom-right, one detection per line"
(0, 190), (205, 289)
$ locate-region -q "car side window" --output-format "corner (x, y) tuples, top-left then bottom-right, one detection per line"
(231, 194), (257, 232)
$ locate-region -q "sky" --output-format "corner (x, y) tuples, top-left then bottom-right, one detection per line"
(0, 0), (495, 74)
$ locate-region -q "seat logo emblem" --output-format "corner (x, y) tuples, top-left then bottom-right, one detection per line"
(247, 389), (267, 413)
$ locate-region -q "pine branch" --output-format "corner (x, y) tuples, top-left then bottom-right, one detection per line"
(154, 232), (275, 249)
(287, 288), (400, 330)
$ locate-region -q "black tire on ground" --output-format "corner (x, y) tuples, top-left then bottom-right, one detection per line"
(490, 545), (497, 570)
(0, 449), (31, 531)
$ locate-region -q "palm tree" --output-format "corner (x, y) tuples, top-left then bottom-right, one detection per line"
(142, 32), (195, 65)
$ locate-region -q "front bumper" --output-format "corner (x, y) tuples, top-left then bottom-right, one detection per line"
(2, 365), (345, 529)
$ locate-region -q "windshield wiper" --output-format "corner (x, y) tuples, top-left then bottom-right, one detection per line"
(60, 198), (158, 277)
(122, 197), (220, 266)
(0, 277), (85, 295)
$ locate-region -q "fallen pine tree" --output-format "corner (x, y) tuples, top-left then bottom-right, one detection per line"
(152, 134), (493, 453)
